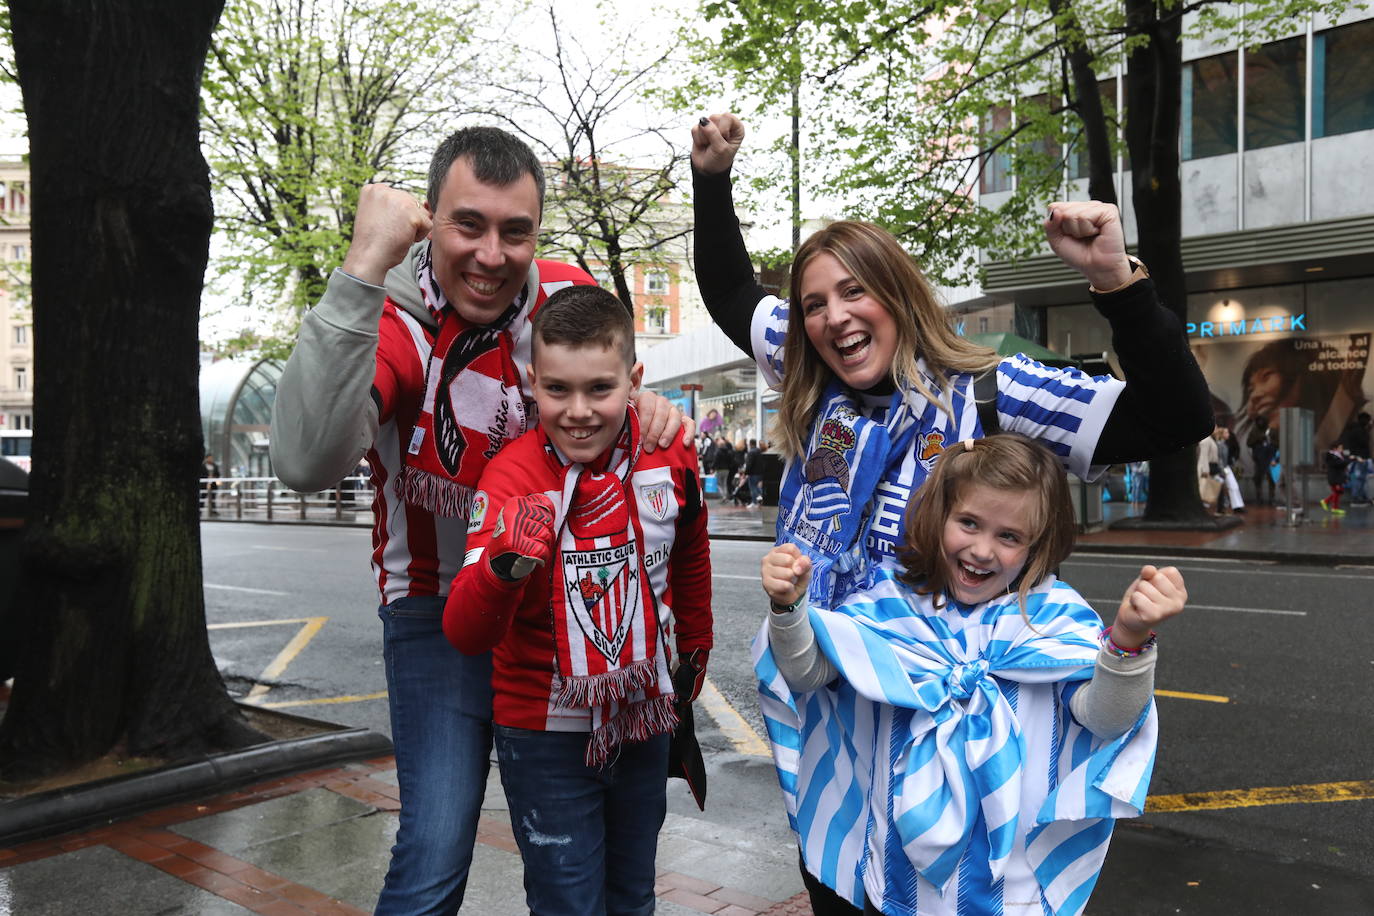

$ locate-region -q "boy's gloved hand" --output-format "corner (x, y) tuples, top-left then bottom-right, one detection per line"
(673, 648), (709, 703)
(488, 494), (556, 581)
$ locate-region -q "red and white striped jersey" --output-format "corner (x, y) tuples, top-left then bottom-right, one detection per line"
(447, 426), (713, 733)
(363, 260), (595, 605)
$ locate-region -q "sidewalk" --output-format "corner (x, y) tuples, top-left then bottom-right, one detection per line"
(706, 499), (1374, 565)
(0, 748), (812, 916)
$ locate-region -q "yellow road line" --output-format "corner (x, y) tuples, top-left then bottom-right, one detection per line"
(697, 676), (770, 757)
(1148, 780), (1374, 813)
(1155, 689), (1230, 703)
(255, 690), (389, 709)
(208, 616), (329, 703)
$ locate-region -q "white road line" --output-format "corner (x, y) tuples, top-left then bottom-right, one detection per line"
(1067, 558), (1374, 580)
(1071, 553), (1270, 565)
(1085, 598), (1305, 617)
(715, 573), (763, 581)
(205, 583), (290, 596)
(249, 545), (327, 553)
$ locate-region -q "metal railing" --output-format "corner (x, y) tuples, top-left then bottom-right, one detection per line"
(199, 477), (374, 525)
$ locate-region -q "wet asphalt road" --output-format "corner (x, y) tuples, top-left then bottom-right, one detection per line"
(201, 522), (1374, 905)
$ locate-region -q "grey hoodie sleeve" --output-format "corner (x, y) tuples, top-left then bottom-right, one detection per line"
(270, 268), (387, 492)
(766, 598), (839, 692)
(1069, 647), (1157, 739)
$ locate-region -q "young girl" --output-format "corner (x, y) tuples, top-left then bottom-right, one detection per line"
(758, 436), (1186, 916)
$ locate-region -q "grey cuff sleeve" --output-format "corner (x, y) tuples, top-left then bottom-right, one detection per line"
(766, 599), (839, 692)
(1070, 647), (1157, 740)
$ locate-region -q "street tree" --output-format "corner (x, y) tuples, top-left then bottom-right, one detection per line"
(695, 0), (1355, 523)
(481, 6), (692, 315)
(0, 0), (261, 780)
(201, 0), (485, 356)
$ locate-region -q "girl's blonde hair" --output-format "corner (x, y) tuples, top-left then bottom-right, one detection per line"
(897, 435), (1077, 614)
(773, 221), (1001, 460)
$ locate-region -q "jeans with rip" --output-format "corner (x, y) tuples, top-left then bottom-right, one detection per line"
(495, 726), (668, 916)
(375, 596), (493, 915)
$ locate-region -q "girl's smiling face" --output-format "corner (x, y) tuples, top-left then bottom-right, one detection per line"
(941, 483), (1037, 605)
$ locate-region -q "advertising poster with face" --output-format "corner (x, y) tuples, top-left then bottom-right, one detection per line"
(1195, 331), (1371, 472)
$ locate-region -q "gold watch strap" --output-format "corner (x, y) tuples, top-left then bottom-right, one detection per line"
(1089, 255), (1149, 295)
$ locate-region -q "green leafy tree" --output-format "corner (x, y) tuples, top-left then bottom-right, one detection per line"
(201, 0), (486, 356)
(694, 0), (1356, 523)
(480, 5), (692, 314)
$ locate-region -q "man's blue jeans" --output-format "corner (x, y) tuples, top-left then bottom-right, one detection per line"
(1349, 458), (1370, 503)
(495, 727), (668, 916)
(375, 596), (493, 915)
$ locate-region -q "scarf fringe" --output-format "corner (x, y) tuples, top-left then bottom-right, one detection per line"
(584, 694), (680, 767)
(396, 466), (476, 518)
(555, 658), (656, 709)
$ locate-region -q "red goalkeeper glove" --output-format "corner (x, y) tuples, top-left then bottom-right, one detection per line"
(488, 494), (556, 581)
(672, 647), (709, 703)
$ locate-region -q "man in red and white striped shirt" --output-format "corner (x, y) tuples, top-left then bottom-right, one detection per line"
(271, 127), (686, 915)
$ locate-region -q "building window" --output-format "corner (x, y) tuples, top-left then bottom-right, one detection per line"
(14, 367), (26, 391)
(10, 413), (30, 430)
(981, 104), (1013, 193)
(1315, 19), (1374, 138)
(1245, 35), (1306, 150)
(1182, 52), (1238, 159)
(592, 268), (613, 289)
(9, 245), (24, 261)
(643, 307), (669, 334)
(12, 325), (27, 346)
(645, 269), (669, 296)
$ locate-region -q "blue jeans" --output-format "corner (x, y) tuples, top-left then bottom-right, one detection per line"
(1349, 458), (1369, 503)
(495, 727), (669, 916)
(376, 596), (493, 916)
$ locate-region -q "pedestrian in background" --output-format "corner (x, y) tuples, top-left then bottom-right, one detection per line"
(711, 436), (736, 499)
(1322, 441), (1351, 515)
(1214, 427), (1245, 514)
(1340, 412), (1371, 506)
(1248, 417), (1277, 505)
(1197, 430), (1222, 513)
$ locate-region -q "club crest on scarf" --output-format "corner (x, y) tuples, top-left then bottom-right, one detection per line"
(917, 430), (946, 470)
(562, 544), (640, 662)
(802, 407), (859, 527)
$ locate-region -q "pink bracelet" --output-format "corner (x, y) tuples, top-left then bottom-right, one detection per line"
(1102, 625), (1157, 658)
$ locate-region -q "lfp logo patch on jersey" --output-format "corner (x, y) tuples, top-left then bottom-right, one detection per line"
(640, 482), (670, 521)
(562, 543), (640, 662)
(468, 491), (488, 533)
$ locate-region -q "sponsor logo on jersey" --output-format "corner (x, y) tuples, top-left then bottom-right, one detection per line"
(469, 490), (488, 533)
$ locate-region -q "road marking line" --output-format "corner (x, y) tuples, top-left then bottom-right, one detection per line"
(249, 545), (327, 553)
(256, 690), (389, 709)
(1067, 554), (1273, 566)
(1155, 689), (1229, 703)
(714, 574), (762, 581)
(205, 583), (290, 596)
(1070, 559), (1374, 581)
(1147, 780), (1374, 813)
(206, 616), (329, 703)
(697, 676), (769, 757)
(1085, 598), (1304, 617)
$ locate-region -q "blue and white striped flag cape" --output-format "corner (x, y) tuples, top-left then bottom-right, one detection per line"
(753, 571), (1157, 916)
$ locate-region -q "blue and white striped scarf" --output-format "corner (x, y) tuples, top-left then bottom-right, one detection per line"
(754, 571), (1157, 915)
(775, 380), (931, 606)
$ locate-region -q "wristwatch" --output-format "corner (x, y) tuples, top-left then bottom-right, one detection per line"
(1089, 255), (1149, 294)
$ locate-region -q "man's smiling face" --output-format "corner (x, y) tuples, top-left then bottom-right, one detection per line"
(426, 156), (541, 325)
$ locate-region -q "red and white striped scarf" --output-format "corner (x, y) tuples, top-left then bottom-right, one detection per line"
(547, 406), (678, 765)
(398, 243), (531, 516)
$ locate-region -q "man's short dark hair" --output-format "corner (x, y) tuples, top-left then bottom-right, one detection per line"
(532, 285), (635, 368)
(427, 126), (546, 213)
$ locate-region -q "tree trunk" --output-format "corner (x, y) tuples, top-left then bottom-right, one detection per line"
(1123, 0), (1210, 523)
(0, 0), (260, 781)
(1051, 0), (1117, 206)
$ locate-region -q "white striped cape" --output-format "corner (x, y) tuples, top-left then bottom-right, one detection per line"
(752, 571), (1157, 915)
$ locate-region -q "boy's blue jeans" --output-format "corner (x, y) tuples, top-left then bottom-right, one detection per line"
(375, 596), (493, 916)
(495, 726), (669, 916)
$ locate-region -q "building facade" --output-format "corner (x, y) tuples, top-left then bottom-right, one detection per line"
(0, 161), (31, 431)
(968, 8), (1374, 465)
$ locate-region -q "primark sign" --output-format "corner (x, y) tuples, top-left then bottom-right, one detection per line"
(1186, 313), (1306, 338)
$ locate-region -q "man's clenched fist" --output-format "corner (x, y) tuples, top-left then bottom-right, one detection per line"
(488, 494), (557, 581)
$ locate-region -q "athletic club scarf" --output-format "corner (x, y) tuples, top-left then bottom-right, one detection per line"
(753, 571), (1157, 915)
(775, 379), (924, 607)
(398, 242), (532, 517)
(547, 407), (678, 765)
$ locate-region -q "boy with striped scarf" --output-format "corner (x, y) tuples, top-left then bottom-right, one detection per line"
(444, 285), (712, 915)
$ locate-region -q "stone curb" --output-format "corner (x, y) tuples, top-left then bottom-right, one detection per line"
(0, 714), (392, 848)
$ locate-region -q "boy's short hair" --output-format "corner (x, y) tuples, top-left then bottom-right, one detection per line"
(532, 285), (636, 367)
(897, 434), (1076, 614)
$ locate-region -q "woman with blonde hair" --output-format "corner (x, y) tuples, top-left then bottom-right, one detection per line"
(691, 114), (1213, 914)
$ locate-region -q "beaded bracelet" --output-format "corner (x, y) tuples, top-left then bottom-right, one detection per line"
(770, 596), (803, 615)
(1101, 625), (1157, 658)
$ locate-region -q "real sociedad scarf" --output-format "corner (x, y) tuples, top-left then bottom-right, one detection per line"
(398, 242), (531, 516)
(753, 571), (1157, 915)
(546, 406), (678, 766)
(775, 380), (923, 606)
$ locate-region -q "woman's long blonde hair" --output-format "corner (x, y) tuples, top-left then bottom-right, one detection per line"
(773, 221), (1000, 460)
